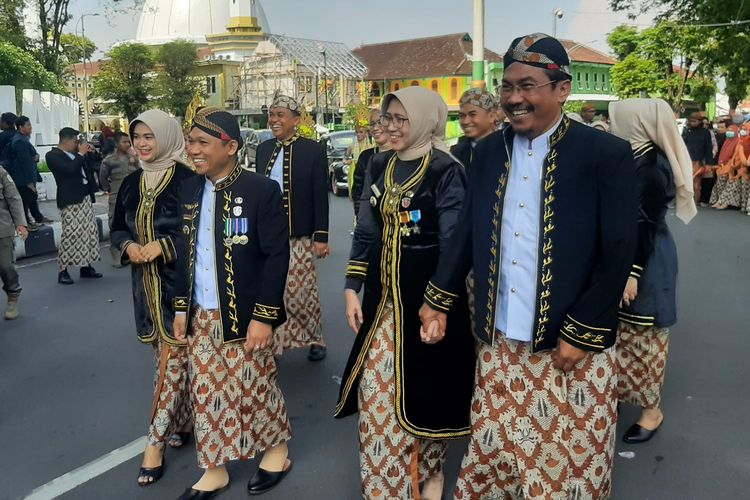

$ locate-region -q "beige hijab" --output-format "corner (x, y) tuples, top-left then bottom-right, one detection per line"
(381, 87), (450, 161)
(129, 109), (185, 189)
(609, 99), (696, 224)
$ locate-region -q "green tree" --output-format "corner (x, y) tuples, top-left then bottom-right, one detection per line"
(153, 40), (204, 117)
(0, 0), (29, 50)
(33, 0), (74, 75)
(0, 41), (66, 97)
(610, 53), (660, 98)
(92, 43), (155, 122)
(60, 33), (96, 64)
(607, 25), (640, 60)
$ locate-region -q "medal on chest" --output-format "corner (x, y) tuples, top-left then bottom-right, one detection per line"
(224, 217), (249, 246)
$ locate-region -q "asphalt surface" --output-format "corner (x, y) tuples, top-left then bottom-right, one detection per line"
(1, 195), (749, 500)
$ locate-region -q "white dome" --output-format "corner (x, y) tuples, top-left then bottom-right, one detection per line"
(135, 0), (270, 46)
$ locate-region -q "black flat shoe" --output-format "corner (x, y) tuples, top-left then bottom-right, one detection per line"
(176, 484), (229, 500)
(137, 460), (165, 487)
(80, 266), (103, 278)
(307, 344), (326, 362)
(58, 270), (74, 285)
(623, 422), (661, 444)
(247, 460), (293, 495)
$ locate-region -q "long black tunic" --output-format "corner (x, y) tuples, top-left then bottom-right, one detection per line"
(619, 144), (678, 328)
(334, 148), (476, 439)
(111, 164), (194, 345)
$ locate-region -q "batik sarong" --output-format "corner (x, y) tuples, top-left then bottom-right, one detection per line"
(188, 305), (291, 468)
(148, 340), (191, 444)
(358, 302), (447, 499)
(455, 335), (617, 500)
(273, 237), (324, 354)
(58, 198), (100, 268)
(616, 322), (670, 410)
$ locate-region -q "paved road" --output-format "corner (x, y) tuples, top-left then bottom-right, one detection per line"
(1, 195), (749, 500)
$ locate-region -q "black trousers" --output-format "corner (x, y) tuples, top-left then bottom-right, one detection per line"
(17, 185), (45, 223)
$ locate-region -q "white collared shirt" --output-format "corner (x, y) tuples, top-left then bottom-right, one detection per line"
(270, 146), (284, 190)
(495, 116), (562, 342)
(193, 177), (220, 310)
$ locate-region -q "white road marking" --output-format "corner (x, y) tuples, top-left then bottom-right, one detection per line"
(16, 244), (111, 269)
(23, 436), (147, 500)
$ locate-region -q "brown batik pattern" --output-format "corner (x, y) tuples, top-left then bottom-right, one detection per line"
(188, 305), (291, 469)
(148, 340), (191, 444)
(718, 178), (743, 207)
(358, 302), (447, 499)
(741, 177), (750, 213)
(58, 198), (100, 268)
(455, 336), (617, 500)
(616, 322), (670, 410)
(274, 237), (324, 355)
(709, 175), (727, 205)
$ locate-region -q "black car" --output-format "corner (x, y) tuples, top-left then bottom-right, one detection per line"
(239, 128), (274, 171)
(324, 130), (357, 197)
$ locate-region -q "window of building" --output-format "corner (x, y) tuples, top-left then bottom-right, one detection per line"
(393, 82), (400, 91)
(603, 73), (609, 91)
(450, 79), (458, 100)
(372, 82), (381, 96)
(577, 72), (582, 90)
(431, 80), (438, 92)
(594, 73), (598, 91)
(207, 76), (217, 94)
(585, 72), (590, 90)
(410, 80), (420, 87)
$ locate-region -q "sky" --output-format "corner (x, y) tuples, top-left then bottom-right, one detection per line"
(57, 0), (659, 59)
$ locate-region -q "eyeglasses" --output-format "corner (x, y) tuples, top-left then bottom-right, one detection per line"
(498, 80), (558, 97)
(379, 114), (409, 129)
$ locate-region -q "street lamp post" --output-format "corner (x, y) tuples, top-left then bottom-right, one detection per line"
(320, 45), (328, 126)
(76, 13), (99, 138)
(553, 8), (564, 38)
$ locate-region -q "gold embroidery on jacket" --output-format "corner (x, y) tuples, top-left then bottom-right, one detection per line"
(222, 191), (240, 337)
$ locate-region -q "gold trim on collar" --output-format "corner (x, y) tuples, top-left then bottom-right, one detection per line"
(214, 162), (242, 191)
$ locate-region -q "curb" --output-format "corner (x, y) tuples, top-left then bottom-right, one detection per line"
(13, 214), (110, 260)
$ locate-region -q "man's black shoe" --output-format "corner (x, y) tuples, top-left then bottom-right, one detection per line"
(80, 266), (103, 278)
(58, 270), (74, 285)
(307, 344), (326, 361)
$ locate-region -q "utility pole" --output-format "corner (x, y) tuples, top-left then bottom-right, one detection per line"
(472, 0), (485, 89)
(77, 13), (99, 137)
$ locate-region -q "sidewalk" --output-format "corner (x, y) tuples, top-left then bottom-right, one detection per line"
(13, 193), (111, 260)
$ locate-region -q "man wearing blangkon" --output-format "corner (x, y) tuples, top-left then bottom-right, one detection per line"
(419, 33), (638, 499)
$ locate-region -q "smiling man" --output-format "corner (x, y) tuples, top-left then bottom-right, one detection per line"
(419, 33), (638, 499)
(256, 95), (330, 361)
(173, 107), (293, 498)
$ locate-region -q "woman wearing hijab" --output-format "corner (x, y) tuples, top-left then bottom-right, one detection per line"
(110, 109), (195, 486)
(710, 116), (742, 208)
(714, 122), (750, 211)
(334, 87), (475, 500)
(350, 108), (392, 220)
(609, 99), (696, 443)
(451, 87), (500, 170)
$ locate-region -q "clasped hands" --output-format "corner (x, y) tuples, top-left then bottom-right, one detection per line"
(125, 240), (163, 264)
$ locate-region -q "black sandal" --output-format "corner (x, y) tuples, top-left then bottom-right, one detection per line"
(168, 432), (191, 448)
(137, 459), (165, 486)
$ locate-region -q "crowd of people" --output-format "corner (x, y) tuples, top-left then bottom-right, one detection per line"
(0, 31), (716, 499)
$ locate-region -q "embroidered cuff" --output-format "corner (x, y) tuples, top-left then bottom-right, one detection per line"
(423, 281), (457, 313)
(158, 237), (177, 263)
(313, 230), (329, 243)
(559, 314), (612, 352)
(618, 311), (655, 327)
(346, 260), (368, 280)
(629, 264), (643, 280)
(121, 239), (135, 253)
(253, 303), (281, 324)
(173, 297), (189, 313)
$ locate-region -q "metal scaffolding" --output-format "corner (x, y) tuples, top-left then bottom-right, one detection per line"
(237, 34), (367, 117)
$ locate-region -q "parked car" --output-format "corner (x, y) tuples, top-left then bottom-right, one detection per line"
(239, 128), (273, 171)
(324, 130), (356, 197)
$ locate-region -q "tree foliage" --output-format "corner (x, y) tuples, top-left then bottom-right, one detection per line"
(607, 21), (717, 109)
(92, 43), (155, 122)
(0, 41), (66, 96)
(33, 0), (74, 75)
(153, 40), (204, 117)
(0, 0), (30, 50)
(60, 33), (96, 64)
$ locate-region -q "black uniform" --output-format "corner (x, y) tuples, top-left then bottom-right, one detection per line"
(173, 165), (290, 343)
(426, 116), (638, 352)
(256, 135), (329, 243)
(335, 148), (476, 439)
(111, 165), (194, 344)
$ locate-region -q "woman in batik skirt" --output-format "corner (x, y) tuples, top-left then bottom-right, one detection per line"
(714, 122), (750, 210)
(709, 121), (740, 207)
(335, 86), (476, 500)
(609, 99), (696, 443)
(110, 109), (195, 486)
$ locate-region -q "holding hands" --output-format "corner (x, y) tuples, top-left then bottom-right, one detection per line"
(126, 241), (163, 264)
(418, 303), (447, 344)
